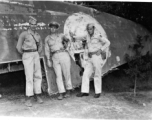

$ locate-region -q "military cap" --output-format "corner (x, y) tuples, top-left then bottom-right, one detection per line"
(29, 16), (37, 25)
(87, 23), (95, 29)
(48, 21), (60, 29)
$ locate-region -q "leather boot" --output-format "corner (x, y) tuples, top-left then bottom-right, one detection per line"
(25, 96), (32, 107)
(76, 93), (89, 97)
(35, 94), (43, 104)
(94, 94), (100, 98)
(64, 90), (71, 98)
(58, 93), (64, 100)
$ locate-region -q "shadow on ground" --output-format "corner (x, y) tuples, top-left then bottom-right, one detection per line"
(0, 70), (152, 119)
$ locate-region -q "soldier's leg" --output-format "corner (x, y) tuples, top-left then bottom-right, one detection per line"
(60, 53), (72, 90)
(53, 59), (66, 93)
(33, 52), (42, 95)
(92, 55), (103, 95)
(22, 53), (34, 107)
(60, 53), (72, 98)
(22, 53), (34, 97)
(53, 58), (66, 100)
(81, 61), (93, 93)
(33, 52), (43, 103)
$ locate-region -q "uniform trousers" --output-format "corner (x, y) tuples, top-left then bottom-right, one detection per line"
(81, 54), (103, 94)
(52, 52), (72, 93)
(22, 52), (42, 96)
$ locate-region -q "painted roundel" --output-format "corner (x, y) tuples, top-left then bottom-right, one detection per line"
(64, 12), (108, 41)
(64, 12), (110, 66)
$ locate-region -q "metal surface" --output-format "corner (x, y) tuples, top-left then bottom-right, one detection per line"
(0, 1), (152, 94)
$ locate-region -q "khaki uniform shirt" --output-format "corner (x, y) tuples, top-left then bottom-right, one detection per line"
(86, 33), (110, 52)
(45, 33), (65, 60)
(74, 33), (110, 52)
(16, 29), (42, 54)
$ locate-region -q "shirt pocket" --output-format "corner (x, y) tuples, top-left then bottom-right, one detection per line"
(24, 35), (34, 47)
(48, 39), (56, 46)
(91, 38), (99, 44)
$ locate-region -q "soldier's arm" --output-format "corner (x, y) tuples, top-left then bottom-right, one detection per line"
(44, 37), (50, 60)
(99, 36), (110, 51)
(69, 31), (87, 41)
(45, 36), (53, 67)
(73, 35), (87, 41)
(16, 32), (25, 54)
(62, 35), (70, 49)
(38, 35), (43, 53)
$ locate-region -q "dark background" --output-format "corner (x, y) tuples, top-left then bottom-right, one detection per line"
(67, 1), (152, 31)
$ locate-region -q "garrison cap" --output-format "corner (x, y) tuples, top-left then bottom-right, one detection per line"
(87, 23), (95, 29)
(29, 16), (37, 25)
(48, 21), (60, 29)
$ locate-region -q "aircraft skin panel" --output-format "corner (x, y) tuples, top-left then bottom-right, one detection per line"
(0, 1), (152, 94)
(32, 1), (93, 15)
(0, 12), (81, 94)
(95, 13), (152, 74)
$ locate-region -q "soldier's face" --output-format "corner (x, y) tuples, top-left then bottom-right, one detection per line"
(30, 24), (37, 31)
(50, 26), (57, 33)
(87, 27), (94, 35)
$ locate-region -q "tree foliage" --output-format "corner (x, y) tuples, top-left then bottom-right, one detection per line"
(124, 35), (152, 96)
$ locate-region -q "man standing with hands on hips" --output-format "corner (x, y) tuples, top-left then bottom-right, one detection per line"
(71, 23), (110, 98)
(16, 16), (43, 107)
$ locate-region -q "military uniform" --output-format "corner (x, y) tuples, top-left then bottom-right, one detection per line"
(16, 16), (43, 106)
(73, 23), (110, 98)
(16, 29), (42, 96)
(81, 33), (110, 94)
(45, 33), (72, 94)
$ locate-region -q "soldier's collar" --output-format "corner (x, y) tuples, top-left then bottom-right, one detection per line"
(89, 33), (95, 38)
(27, 28), (37, 35)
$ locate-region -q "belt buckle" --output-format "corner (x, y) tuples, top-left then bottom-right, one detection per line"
(88, 53), (92, 58)
(53, 49), (65, 55)
(32, 49), (36, 52)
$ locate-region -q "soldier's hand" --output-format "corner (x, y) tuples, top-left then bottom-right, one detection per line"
(96, 49), (102, 56)
(69, 31), (74, 37)
(69, 31), (76, 40)
(47, 60), (52, 68)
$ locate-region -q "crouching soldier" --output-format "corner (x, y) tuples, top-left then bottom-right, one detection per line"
(16, 16), (43, 107)
(45, 21), (73, 100)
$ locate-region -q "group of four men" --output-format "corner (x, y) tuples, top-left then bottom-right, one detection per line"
(16, 16), (110, 107)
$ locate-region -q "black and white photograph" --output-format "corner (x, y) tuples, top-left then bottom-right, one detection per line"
(0, 0), (152, 119)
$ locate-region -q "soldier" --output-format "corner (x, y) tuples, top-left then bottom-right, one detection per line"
(16, 16), (43, 107)
(71, 23), (110, 98)
(45, 21), (72, 100)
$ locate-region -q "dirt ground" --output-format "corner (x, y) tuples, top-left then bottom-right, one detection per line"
(0, 71), (152, 119)
(1, 86), (152, 119)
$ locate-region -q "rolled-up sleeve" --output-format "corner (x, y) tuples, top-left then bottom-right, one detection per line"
(99, 36), (110, 51)
(16, 32), (25, 54)
(44, 37), (50, 60)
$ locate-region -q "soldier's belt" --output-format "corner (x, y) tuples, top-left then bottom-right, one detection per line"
(52, 49), (66, 55)
(88, 50), (106, 59)
(23, 49), (37, 52)
(88, 51), (99, 58)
